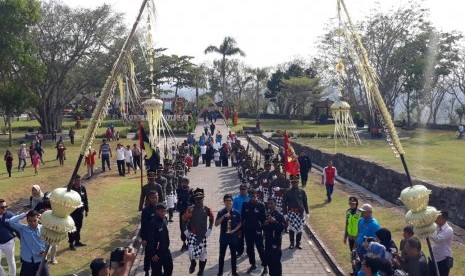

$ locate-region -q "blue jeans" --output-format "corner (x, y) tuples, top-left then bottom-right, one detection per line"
(325, 184), (334, 202)
(101, 155), (110, 171)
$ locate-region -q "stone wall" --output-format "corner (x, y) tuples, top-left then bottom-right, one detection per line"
(269, 137), (465, 228)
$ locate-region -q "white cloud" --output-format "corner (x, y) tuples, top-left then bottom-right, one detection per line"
(63, 0), (465, 68)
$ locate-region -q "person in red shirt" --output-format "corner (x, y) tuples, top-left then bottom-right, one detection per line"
(186, 154), (193, 171)
(321, 161), (338, 203)
(85, 148), (96, 178)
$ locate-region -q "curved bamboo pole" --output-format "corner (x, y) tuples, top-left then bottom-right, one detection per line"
(36, 1), (150, 275)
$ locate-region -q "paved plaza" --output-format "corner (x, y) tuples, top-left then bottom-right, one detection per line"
(131, 120), (333, 275)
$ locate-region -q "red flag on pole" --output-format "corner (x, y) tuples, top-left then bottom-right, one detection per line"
(284, 130), (300, 176)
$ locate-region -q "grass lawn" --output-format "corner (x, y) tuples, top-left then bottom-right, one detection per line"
(1, 117), (464, 275)
(234, 118), (465, 188)
(304, 171), (465, 275)
(0, 118), (139, 275)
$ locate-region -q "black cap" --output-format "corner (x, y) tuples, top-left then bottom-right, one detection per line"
(194, 188), (205, 198)
(155, 203), (167, 210)
(156, 164), (164, 171)
(147, 171), (156, 177)
(90, 258), (108, 276)
(290, 174), (300, 180)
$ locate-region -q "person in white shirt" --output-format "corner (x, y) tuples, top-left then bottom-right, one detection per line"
(116, 144), (126, 176)
(171, 145), (177, 161)
(124, 145), (133, 174)
(430, 210), (454, 276)
(213, 149), (221, 167)
(200, 144), (207, 164)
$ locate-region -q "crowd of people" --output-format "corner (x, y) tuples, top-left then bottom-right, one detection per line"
(0, 174), (89, 276)
(342, 197), (454, 276)
(0, 123), (456, 276)
(130, 136), (314, 276)
(2, 130), (79, 177)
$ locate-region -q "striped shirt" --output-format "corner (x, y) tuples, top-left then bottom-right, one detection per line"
(100, 144), (111, 156)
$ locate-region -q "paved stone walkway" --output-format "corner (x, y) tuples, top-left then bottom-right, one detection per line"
(131, 119), (332, 275)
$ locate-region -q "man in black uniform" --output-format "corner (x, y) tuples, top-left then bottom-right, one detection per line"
(282, 174), (309, 249)
(257, 162), (272, 203)
(263, 197), (286, 276)
(155, 165), (168, 202)
(215, 194), (241, 276)
(297, 152), (312, 187)
(146, 203), (173, 276)
(69, 174), (89, 250)
(176, 177), (195, 251)
(139, 171), (164, 211)
(263, 143), (274, 162)
(241, 189), (267, 274)
(257, 162), (272, 184)
(269, 168), (290, 213)
(162, 160), (176, 222)
(140, 191), (159, 276)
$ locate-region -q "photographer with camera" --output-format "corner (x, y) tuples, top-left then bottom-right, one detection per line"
(90, 247), (136, 276)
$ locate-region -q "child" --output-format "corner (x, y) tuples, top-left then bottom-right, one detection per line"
(32, 151), (41, 175)
(85, 147), (96, 178)
(57, 143), (66, 166)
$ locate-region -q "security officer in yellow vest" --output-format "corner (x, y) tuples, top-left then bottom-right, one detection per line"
(343, 196), (362, 251)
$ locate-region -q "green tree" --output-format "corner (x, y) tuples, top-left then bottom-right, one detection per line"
(317, 3), (430, 125)
(204, 36), (245, 106)
(165, 55), (195, 97)
(28, 1), (126, 133)
(394, 26), (460, 127)
(280, 76), (323, 119)
(266, 62), (316, 114)
(189, 65), (208, 111)
(248, 67), (268, 118)
(0, 0), (42, 146)
(229, 60), (252, 111)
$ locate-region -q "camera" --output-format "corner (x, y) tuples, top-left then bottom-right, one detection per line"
(110, 247), (126, 263)
(363, 236), (375, 243)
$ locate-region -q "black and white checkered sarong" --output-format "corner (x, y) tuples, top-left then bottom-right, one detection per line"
(274, 196), (283, 211)
(262, 187), (269, 202)
(288, 211), (304, 233)
(188, 232), (207, 260)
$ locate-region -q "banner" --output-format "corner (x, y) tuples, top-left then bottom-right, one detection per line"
(284, 130), (300, 176)
(139, 122), (160, 172)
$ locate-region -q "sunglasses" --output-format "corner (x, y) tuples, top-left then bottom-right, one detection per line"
(0, 206), (7, 209)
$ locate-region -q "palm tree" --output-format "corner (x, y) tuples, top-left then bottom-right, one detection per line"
(204, 36), (245, 107)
